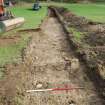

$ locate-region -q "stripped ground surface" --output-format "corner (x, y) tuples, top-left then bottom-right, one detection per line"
(0, 36), (21, 47)
(0, 17), (104, 105)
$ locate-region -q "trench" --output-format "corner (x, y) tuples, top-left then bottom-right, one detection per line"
(0, 10), (105, 105)
(22, 12), (105, 105)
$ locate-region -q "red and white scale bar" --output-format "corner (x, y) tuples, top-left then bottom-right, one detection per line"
(26, 87), (84, 93)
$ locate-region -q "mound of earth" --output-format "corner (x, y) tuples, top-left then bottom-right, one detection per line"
(83, 32), (105, 46)
(52, 6), (105, 80)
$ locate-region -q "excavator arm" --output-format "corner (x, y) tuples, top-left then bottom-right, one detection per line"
(0, 0), (5, 16)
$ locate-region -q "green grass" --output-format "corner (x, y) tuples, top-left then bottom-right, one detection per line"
(8, 3), (105, 30)
(69, 28), (84, 42)
(65, 4), (105, 23)
(0, 4), (47, 77)
(0, 34), (30, 66)
(0, 4), (47, 66)
(42, 2), (105, 23)
(1, 4), (47, 36)
(9, 5), (47, 29)
(0, 4), (47, 65)
(0, 33), (30, 78)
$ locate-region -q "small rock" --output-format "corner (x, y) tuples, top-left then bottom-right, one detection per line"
(35, 56), (38, 60)
(69, 104), (75, 105)
(71, 58), (79, 70)
(69, 100), (76, 105)
(63, 57), (70, 61)
(36, 83), (43, 89)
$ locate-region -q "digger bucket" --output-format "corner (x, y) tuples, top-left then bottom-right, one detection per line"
(0, 17), (25, 33)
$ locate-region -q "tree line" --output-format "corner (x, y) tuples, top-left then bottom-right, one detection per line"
(5, 0), (105, 3)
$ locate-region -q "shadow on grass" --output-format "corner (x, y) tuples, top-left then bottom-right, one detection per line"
(26, 8), (41, 12)
(26, 8), (34, 11)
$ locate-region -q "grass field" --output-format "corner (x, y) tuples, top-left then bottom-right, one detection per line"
(9, 3), (105, 30)
(10, 5), (47, 29)
(8, 3), (105, 30)
(0, 34), (30, 66)
(0, 2), (105, 68)
(43, 2), (105, 23)
(66, 4), (105, 23)
(40, 3), (104, 23)
(0, 4), (47, 69)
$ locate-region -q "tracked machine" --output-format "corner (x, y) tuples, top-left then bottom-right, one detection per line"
(0, 0), (25, 33)
(33, 0), (41, 11)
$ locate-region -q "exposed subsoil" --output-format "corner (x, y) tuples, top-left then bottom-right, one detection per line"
(0, 12), (105, 105)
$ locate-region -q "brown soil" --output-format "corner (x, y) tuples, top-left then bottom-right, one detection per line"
(0, 36), (21, 47)
(53, 6), (105, 80)
(0, 14), (104, 105)
(19, 28), (41, 33)
(83, 32), (105, 46)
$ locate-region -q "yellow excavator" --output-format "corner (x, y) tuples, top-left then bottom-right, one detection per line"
(0, 0), (25, 33)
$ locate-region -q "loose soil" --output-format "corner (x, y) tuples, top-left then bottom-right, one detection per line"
(0, 12), (105, 105)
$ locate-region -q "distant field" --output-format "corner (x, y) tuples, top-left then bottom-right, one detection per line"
(66, 4), (105, 23)
(10, 4), (47, 29)
(42, 2), (105, 23)
(9, 3), (105, 30)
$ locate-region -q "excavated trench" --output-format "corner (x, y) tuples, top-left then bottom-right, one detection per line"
(0, 9), (105, 105)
